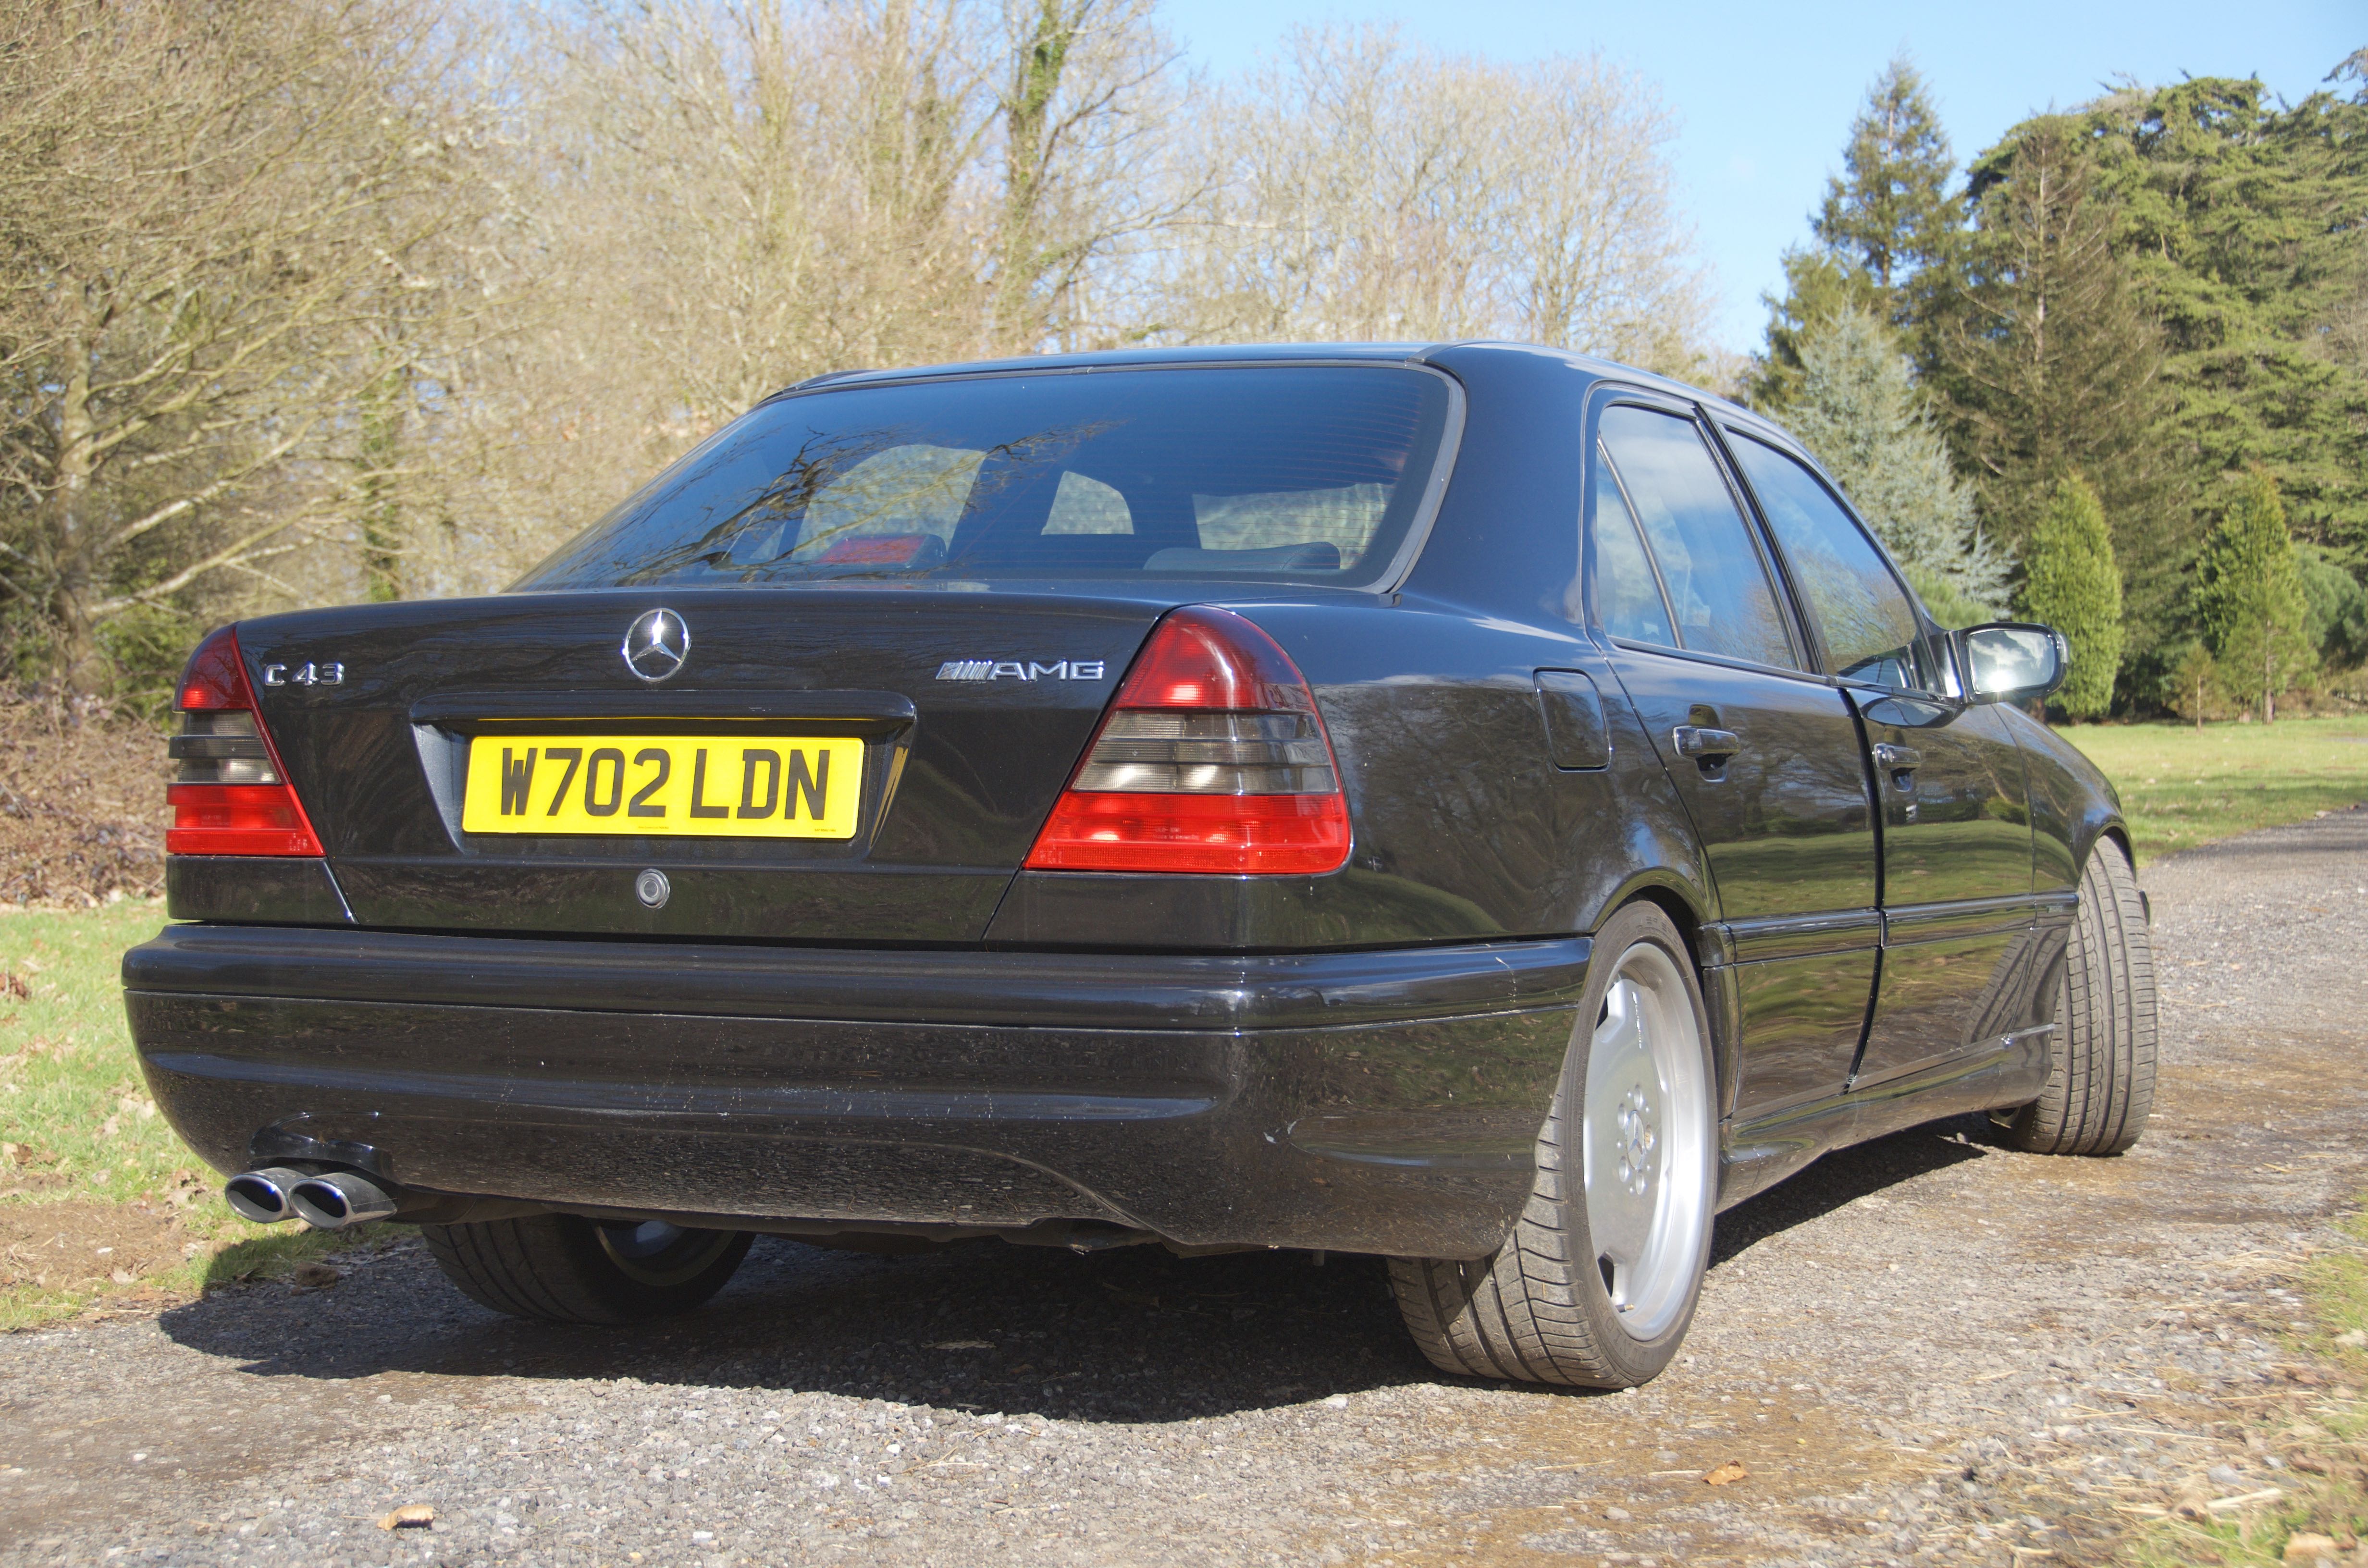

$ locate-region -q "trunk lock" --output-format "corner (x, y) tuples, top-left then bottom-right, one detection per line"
(634, 869), (671, 909)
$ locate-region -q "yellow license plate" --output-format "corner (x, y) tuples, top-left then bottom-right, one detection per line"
(461, 734), (864, 839)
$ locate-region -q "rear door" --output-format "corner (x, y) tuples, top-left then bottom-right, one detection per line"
(1588, 398), (1880, 1124)
(1721, 430), (2037, 1090)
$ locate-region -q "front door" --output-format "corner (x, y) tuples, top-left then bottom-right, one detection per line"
(1720, 430), (2038, 1090)
(1589, 400), (1880, 1124)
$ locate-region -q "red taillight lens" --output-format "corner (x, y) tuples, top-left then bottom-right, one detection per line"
(1024, 607), (1351, 875)
(165, 626), (323, 858)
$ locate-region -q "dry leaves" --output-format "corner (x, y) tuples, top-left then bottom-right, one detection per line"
(1703, 1461), (1749, 1486)
(162, 1169), (208, 1209)
(375, 1505), (434, 1531)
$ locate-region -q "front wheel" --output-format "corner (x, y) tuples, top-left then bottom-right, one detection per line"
(422, 1214), (753, 1324)
(1390, 902), (1717, 1387)
(2003, 836), (2157, 1155)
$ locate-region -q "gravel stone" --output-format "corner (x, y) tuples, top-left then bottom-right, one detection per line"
(2, 811), (2363, 1565)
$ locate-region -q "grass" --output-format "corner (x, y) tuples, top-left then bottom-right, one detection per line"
(0, 899), (361, 1329)
(2124, 1195), (2368, 1566)
(2058, 714), (2368, 866)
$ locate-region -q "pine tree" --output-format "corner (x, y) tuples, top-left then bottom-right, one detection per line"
(2194, 469), (2314, 722)
(1933, 119), (2184, 661)
(1786, 307), (2009, 615)
(2076, 75), (2368, 571)
(1811, 57), (1959, 298)
(2017, 475), (2124, 718)
(1751, 56), (1958, 410)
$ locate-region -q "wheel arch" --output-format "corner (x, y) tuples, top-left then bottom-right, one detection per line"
(1590, 871), (1738, 1126)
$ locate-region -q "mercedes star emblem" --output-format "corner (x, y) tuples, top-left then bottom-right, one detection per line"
(621, 608), (690, 683)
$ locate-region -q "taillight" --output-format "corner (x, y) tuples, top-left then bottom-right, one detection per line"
(1024, 607), (1351, 874)
(165, 626), (323, 857)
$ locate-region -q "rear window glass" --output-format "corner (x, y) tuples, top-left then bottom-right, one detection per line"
(515, 366), (1455, 590)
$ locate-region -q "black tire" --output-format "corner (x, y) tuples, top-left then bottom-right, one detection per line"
(421, 1214), (753, 1324)
(1388, 902), (1716, 1388)
(2005, 835), (2157, 1155)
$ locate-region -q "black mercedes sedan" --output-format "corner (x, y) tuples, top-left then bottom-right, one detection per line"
(123, 343), (2155, 1387)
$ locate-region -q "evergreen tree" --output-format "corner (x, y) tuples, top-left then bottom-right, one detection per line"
(1810, 56), (1958, 297)
(1786, 307), (2009, 613)
(2074, 75), (2368, 571)
(1932, 119), (2184, 663)
(2017, 475), (2124, 718)
(2297, 546), (2368, 670)
(1751, 56), (1958, 410)
(2194, 469), (2315, 721)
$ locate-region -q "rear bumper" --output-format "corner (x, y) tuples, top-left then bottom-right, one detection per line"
(124, 925), (1590, 1258)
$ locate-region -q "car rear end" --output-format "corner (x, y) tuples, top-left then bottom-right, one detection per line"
(123, 351), (1596, 1262)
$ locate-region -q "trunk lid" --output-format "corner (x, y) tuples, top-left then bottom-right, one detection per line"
(237, 587), (1171, 942)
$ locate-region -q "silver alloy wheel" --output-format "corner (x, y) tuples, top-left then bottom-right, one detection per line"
(1581, 940), (1714, 1341)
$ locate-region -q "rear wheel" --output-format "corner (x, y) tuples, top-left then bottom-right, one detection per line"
(2004, 836), (2157, 1155)
(1389, 902), (1716, 1387)
(421, 1214), (752, 1324)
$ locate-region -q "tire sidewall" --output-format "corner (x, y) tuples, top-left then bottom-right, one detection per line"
(1557, 901), (1719, 1384)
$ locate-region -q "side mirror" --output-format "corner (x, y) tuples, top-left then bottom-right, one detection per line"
(1959, 623), (2068, 704)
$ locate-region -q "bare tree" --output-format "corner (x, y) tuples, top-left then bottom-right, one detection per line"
(0, 0), (499, 689)
(1155, 26), (1714, 373)
(407, 0), (1192, 596)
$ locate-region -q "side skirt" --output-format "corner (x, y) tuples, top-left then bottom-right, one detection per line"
(1714, 1023), (2054, 1213)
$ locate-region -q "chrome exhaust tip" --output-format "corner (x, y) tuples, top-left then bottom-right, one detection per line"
(224, 1167), (314, 1225)
(287, 1170), (400, 1230)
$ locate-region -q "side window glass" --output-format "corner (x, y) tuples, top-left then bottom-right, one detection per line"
(1591, 450), (1676, 646)
(1595, 405), (1796, 669)
(1727, 434), (1936, 692)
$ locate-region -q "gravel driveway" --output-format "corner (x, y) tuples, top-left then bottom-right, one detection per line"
(4, 811), (2365, 1568)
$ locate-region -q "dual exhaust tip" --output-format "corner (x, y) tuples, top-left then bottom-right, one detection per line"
(223, 1166), (400, 1230)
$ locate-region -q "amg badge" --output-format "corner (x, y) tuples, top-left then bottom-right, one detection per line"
(935, 660), (1106, 682)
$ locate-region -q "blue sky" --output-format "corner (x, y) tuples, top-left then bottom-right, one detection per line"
(1161, 0), (2364, 354)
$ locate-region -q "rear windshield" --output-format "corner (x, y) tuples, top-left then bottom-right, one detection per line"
(514, 365), (1455, 590)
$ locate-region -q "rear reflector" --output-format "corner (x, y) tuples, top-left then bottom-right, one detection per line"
(1024, 606), (1350, 875)
(165, 626), (323, 857)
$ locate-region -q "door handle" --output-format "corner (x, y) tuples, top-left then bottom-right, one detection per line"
(1672, 726), (1742, 759)
(1872, 743), (1921, 792)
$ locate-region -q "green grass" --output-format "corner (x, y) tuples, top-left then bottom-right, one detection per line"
(0, 900), (362, 1328)
(1, 901), (185, 1199)
(2124, 1197), (2368, 1566)
(2057, 714), (2368, 866)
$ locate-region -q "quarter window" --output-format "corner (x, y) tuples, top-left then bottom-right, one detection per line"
(1727, 435), (1939, 692)
(1591, 450), (1676, 647)
(1595, 405), (1796, 670)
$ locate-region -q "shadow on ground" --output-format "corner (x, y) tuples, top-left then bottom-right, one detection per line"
(154, 1117), (1997, 1424)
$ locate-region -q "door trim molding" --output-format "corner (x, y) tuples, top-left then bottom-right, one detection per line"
(1879, 894), (2035, 946)
(1698, 907), (1883, 968)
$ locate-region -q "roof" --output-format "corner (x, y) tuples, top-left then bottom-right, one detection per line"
(772, 340), (1758, 429)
